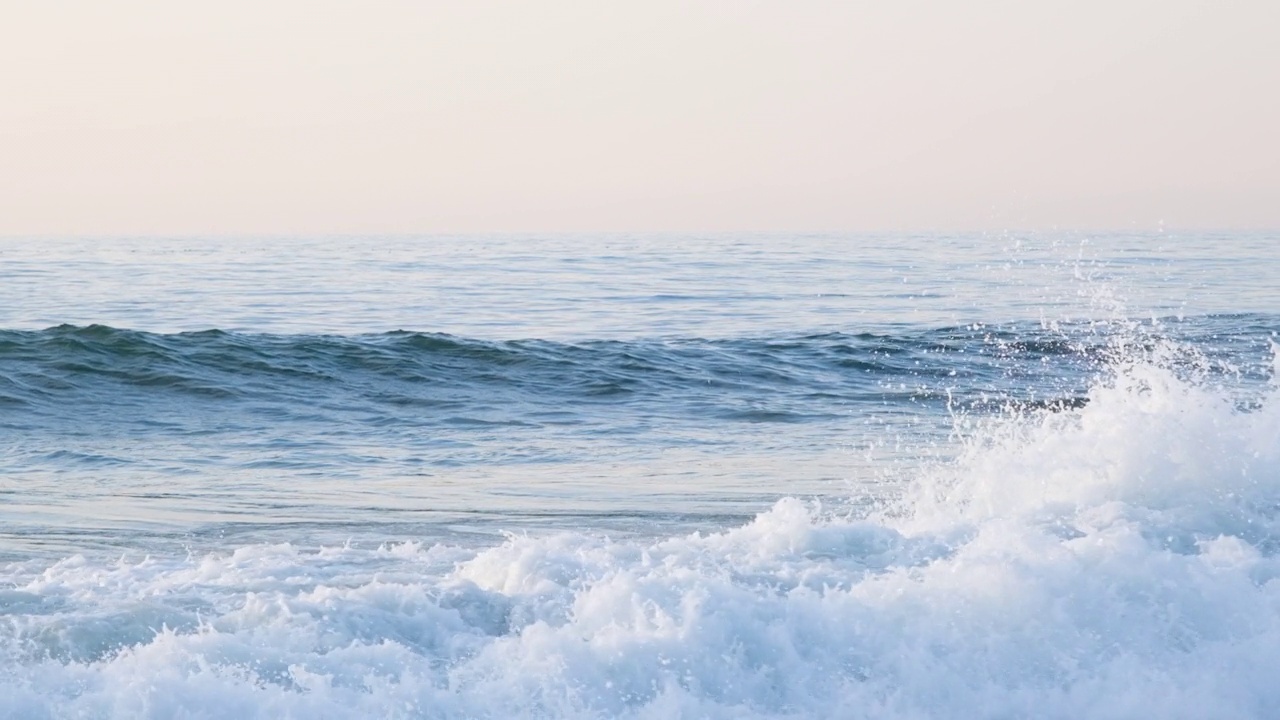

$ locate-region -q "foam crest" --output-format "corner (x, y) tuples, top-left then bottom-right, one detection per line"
(905, 347), (1280, 539)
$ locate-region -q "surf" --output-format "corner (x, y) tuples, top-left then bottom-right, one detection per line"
(2, 338), (1277, 718)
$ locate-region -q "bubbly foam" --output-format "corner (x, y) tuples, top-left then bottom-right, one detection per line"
(2, 352), (1279, 719)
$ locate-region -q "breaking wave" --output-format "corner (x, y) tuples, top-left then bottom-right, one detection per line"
(2, 341), (1278, 718)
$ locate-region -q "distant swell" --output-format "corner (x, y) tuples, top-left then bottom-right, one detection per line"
(6, 316), (1276, 422)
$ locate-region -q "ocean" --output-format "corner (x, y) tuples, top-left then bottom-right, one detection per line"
(1, 233), (1278, 718)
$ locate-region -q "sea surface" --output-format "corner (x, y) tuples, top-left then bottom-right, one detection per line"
(1, 233), (1278, 718)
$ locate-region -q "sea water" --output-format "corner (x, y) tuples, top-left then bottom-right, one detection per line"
(0, 233), (1277, 718)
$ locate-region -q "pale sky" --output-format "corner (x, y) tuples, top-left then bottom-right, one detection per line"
(2, 0), (1277, 235)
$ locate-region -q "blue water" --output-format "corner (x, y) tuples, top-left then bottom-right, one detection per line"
(1, 234), (1278, 718)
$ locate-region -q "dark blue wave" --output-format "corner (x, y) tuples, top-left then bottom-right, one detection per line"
(2, 315), (1275, 434)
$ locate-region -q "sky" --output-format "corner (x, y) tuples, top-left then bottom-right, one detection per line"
(1, 0), (1276, 235)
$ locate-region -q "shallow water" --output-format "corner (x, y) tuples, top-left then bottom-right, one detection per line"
(0, 233), (1277, 718)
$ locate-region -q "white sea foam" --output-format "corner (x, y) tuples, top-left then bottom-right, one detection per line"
(2, 353), (1279, 719)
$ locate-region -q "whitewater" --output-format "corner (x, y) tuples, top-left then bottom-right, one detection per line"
(1, 234), (1278, 718)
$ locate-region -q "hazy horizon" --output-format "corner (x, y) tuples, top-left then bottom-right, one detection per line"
(3, 0), (1277, 235)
